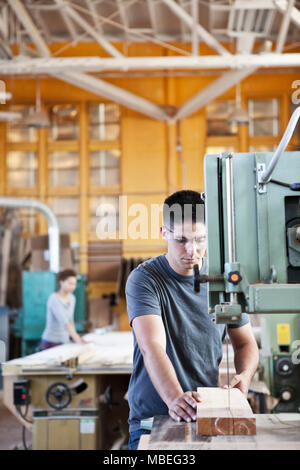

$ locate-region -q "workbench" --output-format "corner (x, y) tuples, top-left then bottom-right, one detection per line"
(138, 414), (300, 450)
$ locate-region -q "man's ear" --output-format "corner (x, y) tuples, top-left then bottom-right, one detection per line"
(160, 226), (167, 241)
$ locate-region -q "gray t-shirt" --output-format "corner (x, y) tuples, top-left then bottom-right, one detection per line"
(125, 255), (249, 432)
(42, 292), (76, 344)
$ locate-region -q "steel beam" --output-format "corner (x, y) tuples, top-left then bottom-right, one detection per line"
(52, 71), (170, 122)
(116, 0), (129, 42)
(8, 0), (51, 57)
(147, 0), (158, 36)
(0, 38), (12, 59)
(191, 0), (199, 56)
(276, 0), (295, 52)
(0, 6), (8, 39)
(85, 0), (103, 34)
(54, 0), (123, 58)
(173, 66), (256, 121)
(274, 0), (300, 28)
(59, 8), (78, 42)
(1, 53), (300, 75)
(161, 0), (231, 56)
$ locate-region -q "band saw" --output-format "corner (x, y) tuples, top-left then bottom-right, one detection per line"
(199, 105), (300, 413)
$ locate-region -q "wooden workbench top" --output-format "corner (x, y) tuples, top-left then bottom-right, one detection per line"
(138, 414), (300, 450)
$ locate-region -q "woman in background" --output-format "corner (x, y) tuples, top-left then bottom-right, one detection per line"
(39, 269), (86, 351)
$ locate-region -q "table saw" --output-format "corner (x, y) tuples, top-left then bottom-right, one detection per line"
(1, 331), (132, 450)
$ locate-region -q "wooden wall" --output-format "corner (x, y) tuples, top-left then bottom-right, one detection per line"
(1, 42), (300, 268)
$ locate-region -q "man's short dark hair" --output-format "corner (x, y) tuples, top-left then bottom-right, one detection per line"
(58, 269), (77, 283)
(163, 190), (205, 228)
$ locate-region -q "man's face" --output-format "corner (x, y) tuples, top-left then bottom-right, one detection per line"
(161, 221), (206, 275)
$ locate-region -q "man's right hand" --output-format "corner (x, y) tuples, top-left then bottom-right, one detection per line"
(168, 391), (201, 423)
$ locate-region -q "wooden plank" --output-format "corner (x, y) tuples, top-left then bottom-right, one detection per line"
(197, 387), (256, 436)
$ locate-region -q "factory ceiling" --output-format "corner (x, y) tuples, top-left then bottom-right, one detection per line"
(0, 0), (299, 121)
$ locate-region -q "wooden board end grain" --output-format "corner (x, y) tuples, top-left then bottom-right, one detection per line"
(196, 387), (256, 436)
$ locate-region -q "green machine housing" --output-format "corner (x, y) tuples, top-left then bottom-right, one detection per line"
(204, 151), (300, 412)
(14, 272), (87, 356)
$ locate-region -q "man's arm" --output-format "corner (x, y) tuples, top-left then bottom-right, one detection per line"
(228, 323), (259, 396)
(132, 314), (201, 422)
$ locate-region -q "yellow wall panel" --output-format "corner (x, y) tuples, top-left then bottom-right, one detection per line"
(122, 193), (167, 257)
(121, 110), (167, 193)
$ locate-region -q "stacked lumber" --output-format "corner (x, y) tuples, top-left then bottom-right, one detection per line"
(2, 332), (133, 375)
(197, 387), (256, 436)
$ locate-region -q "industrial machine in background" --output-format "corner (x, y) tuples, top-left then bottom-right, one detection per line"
(203, 106), (300, 412)
(260, 314), (300, 412)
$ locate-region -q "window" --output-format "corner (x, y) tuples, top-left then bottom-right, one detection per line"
(248, 99), (279, 136)
(7, 105), (37, 142)
(49, 151), (79, 187)
(6, 151), (37, 188)
(89, 103), (120, 141)
(90, 149), (120, 186)
(48, 197), (79, 233)
(49, 105), (78, 140)
(206, 101), (236, 136)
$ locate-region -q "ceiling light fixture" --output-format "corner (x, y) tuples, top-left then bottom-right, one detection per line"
(227, 81), (249, 132)
(25, 79), (50, 128)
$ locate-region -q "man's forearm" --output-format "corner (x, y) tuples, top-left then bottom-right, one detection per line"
(234, 341), (259, 380)
(142, 344), (183, 408)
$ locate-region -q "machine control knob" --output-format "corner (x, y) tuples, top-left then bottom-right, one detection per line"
(227, 271), (242, 285)
(275, 357), (294, 376)
(280, 387), (295, 402)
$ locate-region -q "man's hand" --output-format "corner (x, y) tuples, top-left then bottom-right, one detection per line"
(225, 371), (252, 397)
(168, 391), (201, 423)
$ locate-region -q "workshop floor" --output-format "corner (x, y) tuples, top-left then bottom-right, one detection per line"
(0, 391), (32, 450)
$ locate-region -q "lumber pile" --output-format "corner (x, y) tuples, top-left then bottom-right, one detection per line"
(2, 332), (133, 375)
(197, 387), (256, 436)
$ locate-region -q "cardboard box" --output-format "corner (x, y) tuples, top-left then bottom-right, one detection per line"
(87, 298), (112, 330)
(30, 234), (74, 271)
(87, 242), (122, 282)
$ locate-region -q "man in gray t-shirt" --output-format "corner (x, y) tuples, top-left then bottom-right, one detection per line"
(125, 190), (259, 450)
